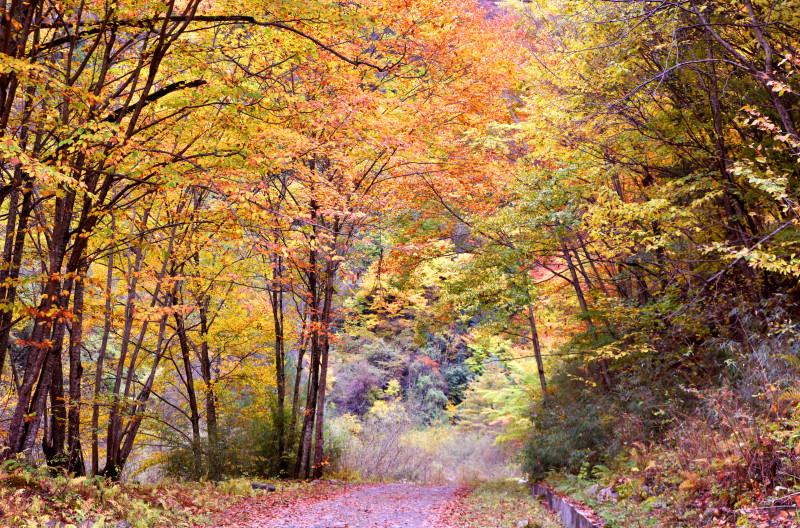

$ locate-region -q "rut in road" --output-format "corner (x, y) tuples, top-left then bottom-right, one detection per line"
(214, 482), (460, 528)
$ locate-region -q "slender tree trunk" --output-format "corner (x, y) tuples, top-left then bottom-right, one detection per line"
(296, 231), (320, 478)
(105, 208), (177, 478)
(195, 294), (219, 479)
(577, 232), (611, 298)
(289, 305), (309, 452)
(297, 300), (320, 478)
(520, 270), (548, 406)
(313, 263), (336, 478)
(562, 241), (613, 390)
(116, 311), (171, 472)
(174, 282), (202, 476)
(66, 259), (87, 475)
(571, 246), (594, 290)
(312, 337), (329, 479)
(562, 241), (593, 333)
(270, 256), (287, 472)
(105, 208), (152, 474)
(43, 346), (66, 462)
(295, 195), (323, 479)
(526, 302), (548, 405)
(92, 242), (115, 475)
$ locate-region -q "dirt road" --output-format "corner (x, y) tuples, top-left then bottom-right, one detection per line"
(209, 482), (461, 528)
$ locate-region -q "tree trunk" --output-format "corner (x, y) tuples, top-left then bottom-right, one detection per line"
(66, 260), (87, 475)
(296, 221), (320, 478)
(174, 282), (202, 477)
(576, 232), (611, 298)
(312, 263), (336, 478)
(289, 304), (309, 454)
(197, 294), (220, 480)
(562, 241), (613, 391)
(104, 208), (180, 479)
(270, 256), (287, 473)
(296, 297), (320, 478)
(115, 312), (171, 474)
(312, 337), (329, 479)
(527, 302), (547, 405)
(7, 187), (75, 459)
(92, 242), (115, 475)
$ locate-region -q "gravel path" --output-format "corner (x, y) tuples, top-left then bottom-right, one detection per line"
(235, 483), (460, 528)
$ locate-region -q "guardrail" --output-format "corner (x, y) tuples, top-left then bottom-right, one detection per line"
(530, 484), (599, 528)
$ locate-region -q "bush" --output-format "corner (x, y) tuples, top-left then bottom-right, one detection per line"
(522, 391), (615, 481)
(522, 305), (800, 511)
(327, 399), (517, 483)
(160, 401), (295, 481)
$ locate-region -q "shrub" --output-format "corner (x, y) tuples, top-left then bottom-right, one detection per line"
(327, 400), (517, 483)
(522, 390), (615, 481)
(160, 401), (295, 481)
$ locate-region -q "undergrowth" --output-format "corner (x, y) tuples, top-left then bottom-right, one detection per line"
(527, 301), (800, 527)
(0, 458), (261, 528)
(438, 481), (562, 528)
(326, 400), (516, 483)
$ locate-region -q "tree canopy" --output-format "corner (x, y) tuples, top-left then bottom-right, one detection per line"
(2, 3), (800, 525)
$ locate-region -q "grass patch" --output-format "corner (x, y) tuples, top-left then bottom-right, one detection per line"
(441, 482), (562, 528)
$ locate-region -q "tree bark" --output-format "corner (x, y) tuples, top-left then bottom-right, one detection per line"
(296, 198), (320, 478)
(289, 304), (309, 453)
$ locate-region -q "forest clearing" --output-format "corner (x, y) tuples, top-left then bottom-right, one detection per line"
(2, 0), (800, 527)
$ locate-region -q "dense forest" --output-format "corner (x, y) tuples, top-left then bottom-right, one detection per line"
(1, 0), (799, 526)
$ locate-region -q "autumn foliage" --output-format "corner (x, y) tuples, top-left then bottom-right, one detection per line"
(0, 0), (522, 486)
(3, 0), (800, 527)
